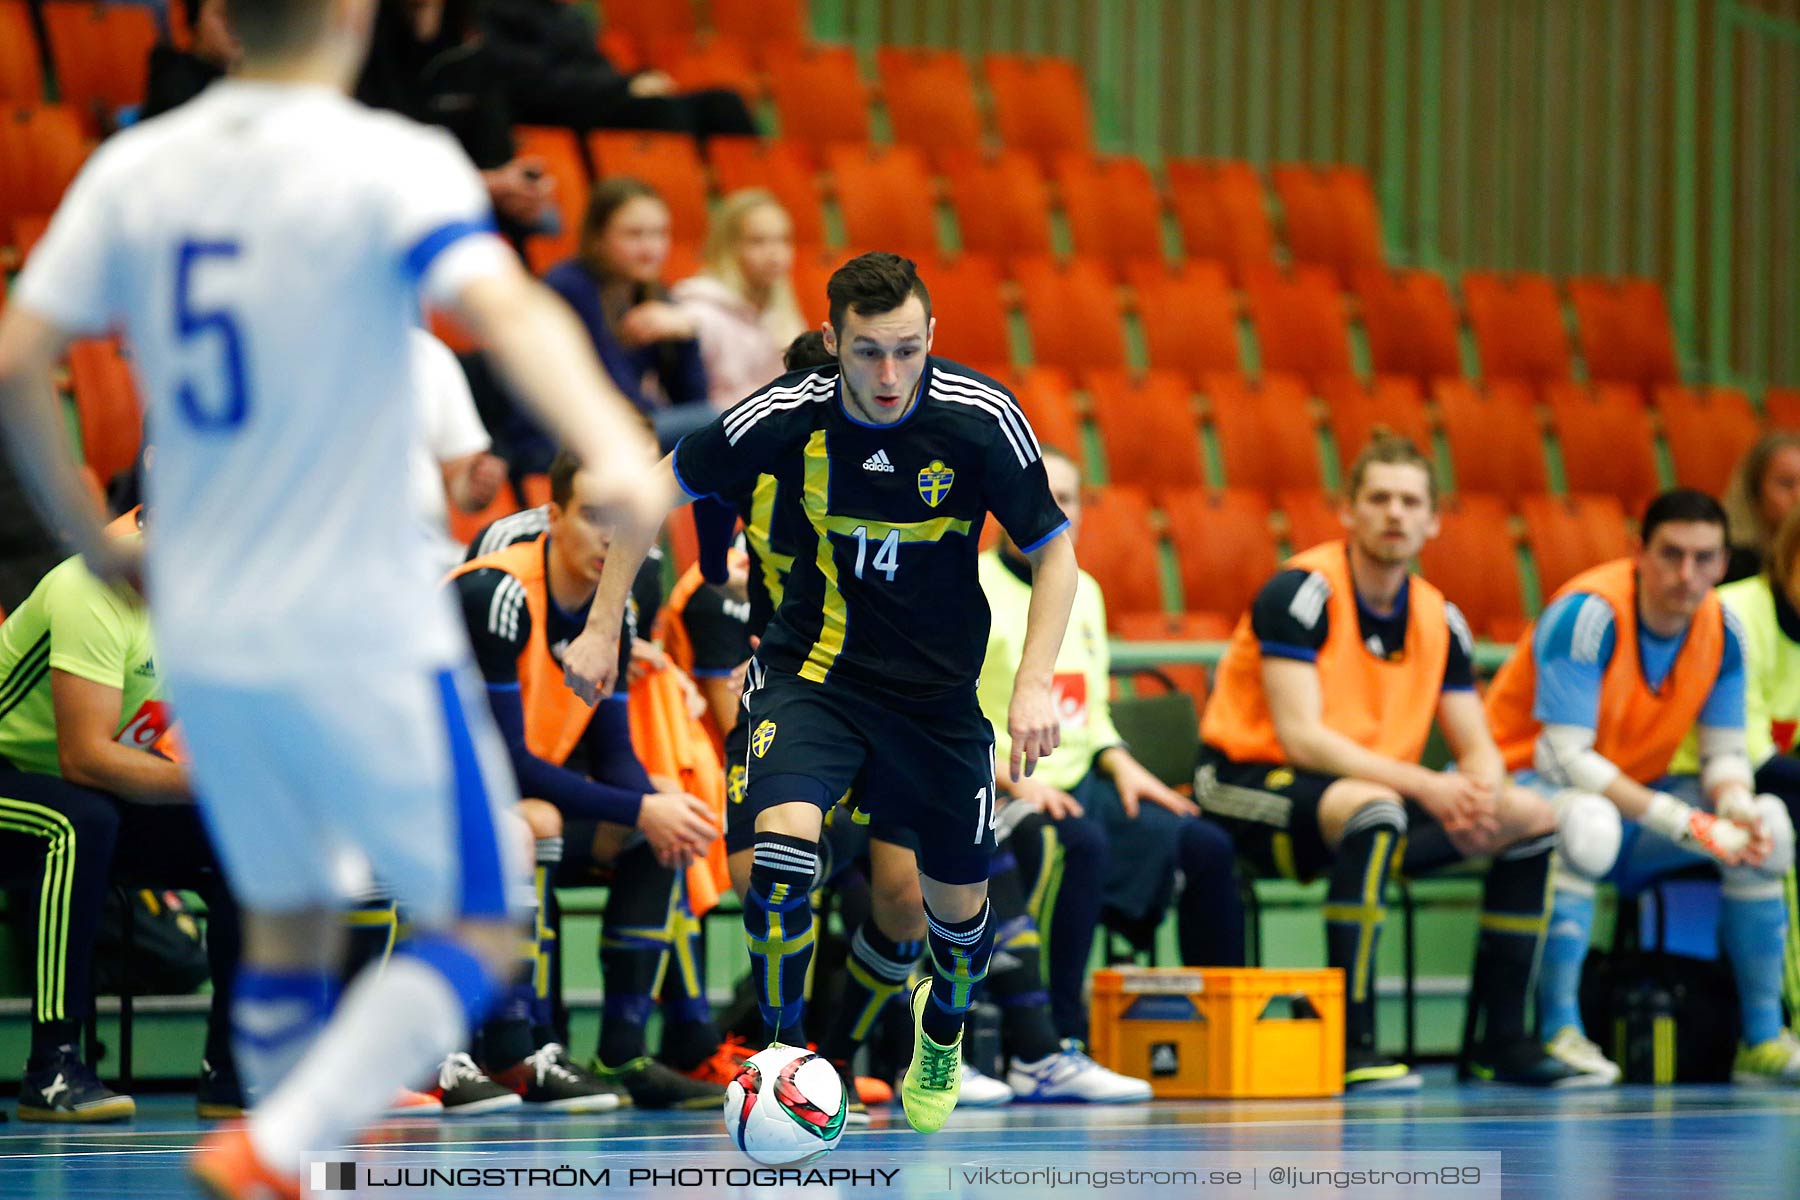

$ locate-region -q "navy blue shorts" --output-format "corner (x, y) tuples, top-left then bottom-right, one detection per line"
(729, 667), (995, 885)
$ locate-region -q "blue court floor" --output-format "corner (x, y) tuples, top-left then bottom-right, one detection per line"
(3, 1069), (1798, 1199)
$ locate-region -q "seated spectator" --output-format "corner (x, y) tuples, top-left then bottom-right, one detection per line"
(356, 0), (555, 236)
(674, 190), (809, 413)
(539, 179), (710, 455)
(142, 0), (238, 120)
(0, 516), (240, 1122)
(1489, 489), (1797, 1085)
(482, 0), (757, 141)
(1200, 435), (1574, 1091)
(1723, 432), (1800, 583)
(979, 448), (1246, 1048)
(448, 453), (727, 1109)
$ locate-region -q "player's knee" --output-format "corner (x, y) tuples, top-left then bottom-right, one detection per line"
(1326, 785), (1408, 842)
(869, 867), (925, 939)
(1551, 790), (1622, 881)
(1053, 812), (1108, 869)
(1749, 795), (1795, 878)
(1500, 784), (1558, 839)
(518, 798), (562, 841)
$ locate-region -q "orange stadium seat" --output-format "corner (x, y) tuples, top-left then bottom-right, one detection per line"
(985, 54), (1093, 168)
(1055, 154), (1166, 276)
(917, 253), (1012, 366)
(877, 48), (984, 167)
(1084, 369), (1203, 497)
(1318, 375), (1432, 477)
(709, 0), (807, 69)
(1271, 164), (1384, 286)
(1243, 264), (1353, 387)
(1126, 258), (1240, 383)
(1655, 385), (1760, 496)
(1546, 381), (1662, 520)
(68, 338), (142, 486)
(1164, 158), (1275, 284)
(653, 33), (759, 97)
(1434, 378), (1548, 502)
(1277, 488), (1344, 553)
(768, 46), (869, 153)
(41, 1), (156, 124)
(1113, 611), (1231, 717)
(1418, 493), (1526, 641)
(0, 2), (44, 105)
(941, 148), (1055, 262)
(1568, 277), (1680, 388)
(587, 131), (711, 247)
(7, 213), (49, 264)
(1521, 493), (1634, 596)
(597, 0), (695, 59)
(1354, 267), (1464, 383)
(1766, 388), (1800, 431)
(1013, 256), (1127, 372)
(1007, 366), (1084, 466)
(0, 105), (89, 225)
(513, 126), (589, 272)
(1462, 271), (1572, 388)
(707, 136), (826, 247)
(788, 244), (839, 327)
(1163, 487), (1279, 623)
(824, 143), (938, 257)
(1078, 486), (1165, 623)
(1204, 371), (1322, 494)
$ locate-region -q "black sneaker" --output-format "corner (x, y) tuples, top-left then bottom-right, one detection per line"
(1460, 1038), (1597, 1088)
(1344, 1050), (1422, 1093)
(18, 1045), (136, 1123)
(828, 1058), (871, 1126)
(591, 1055), (726, 1110)
(196, 1057), (247, 1120)
(433, 1052), (524, 1115)
(492, 1044), (626, 1113)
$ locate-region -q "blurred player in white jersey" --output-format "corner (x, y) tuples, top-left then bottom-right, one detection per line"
(0, 1), (652, 1195)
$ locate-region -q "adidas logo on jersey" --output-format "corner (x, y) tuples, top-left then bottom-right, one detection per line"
(862, 449), (895, 473)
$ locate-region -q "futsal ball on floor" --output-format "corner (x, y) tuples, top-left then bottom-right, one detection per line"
(723, 1045), (847, 1164)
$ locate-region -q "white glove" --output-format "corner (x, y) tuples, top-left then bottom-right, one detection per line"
(1643, 791), (1750, 864)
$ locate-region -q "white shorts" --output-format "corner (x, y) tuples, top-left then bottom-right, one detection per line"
(168, 658), (522, 925)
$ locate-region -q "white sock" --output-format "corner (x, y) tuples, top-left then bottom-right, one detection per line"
(248, 957), (469, 1172)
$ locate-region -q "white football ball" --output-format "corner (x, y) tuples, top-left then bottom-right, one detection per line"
(722, 1045), (847, 1165)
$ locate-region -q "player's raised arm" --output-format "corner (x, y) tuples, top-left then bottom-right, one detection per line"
(452, 266), (654, 516)
(562, 452), (689, 705)
(1009, 528), (1077, 781)
(0, 308), (136, 585)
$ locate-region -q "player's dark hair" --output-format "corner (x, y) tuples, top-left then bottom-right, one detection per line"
(548, 451), (581, 510)
(1346, 428), (1437, 508)
(1641, 488), (1729, 547)
(782, 330), (834, 372)
(226, 0), (328, 55)
(825, 252), (931, 336)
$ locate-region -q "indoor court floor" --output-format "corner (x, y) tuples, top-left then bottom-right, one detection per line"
(4, 1069), (1799, 1199)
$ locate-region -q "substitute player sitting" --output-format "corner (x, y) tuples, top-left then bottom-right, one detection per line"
(1486, 489), (1798, 1084)
(564, 252), (1078, 1133)
(1198, 435), (1577, 1090)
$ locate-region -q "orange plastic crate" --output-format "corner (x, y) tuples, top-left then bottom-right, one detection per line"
(1089, 966), (1344, 1098)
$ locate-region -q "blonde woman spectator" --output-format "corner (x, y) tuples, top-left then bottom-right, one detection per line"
(1724, 431), (1800, 583)
(672, 191), (808, 412)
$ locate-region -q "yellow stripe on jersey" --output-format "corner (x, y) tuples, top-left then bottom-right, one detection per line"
(796, 431), (975, 684)
(747, 473), (794, 611)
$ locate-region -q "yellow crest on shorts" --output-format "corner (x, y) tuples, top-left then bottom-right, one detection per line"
(751, 720), (777, 758)
(1264, 767), (1295, 791)
(917, 459), (955, 507)
(727, 764), (747, 805)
